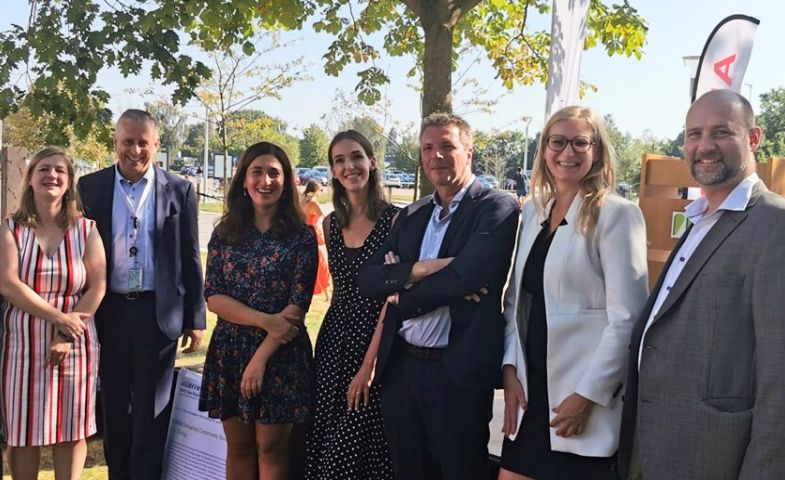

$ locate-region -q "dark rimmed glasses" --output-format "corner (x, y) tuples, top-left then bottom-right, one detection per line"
(546, 135), (596, 153)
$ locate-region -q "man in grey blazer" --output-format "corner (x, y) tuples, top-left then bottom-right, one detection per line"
(78, 109), (206, 479)
(619, 90), (785, 479)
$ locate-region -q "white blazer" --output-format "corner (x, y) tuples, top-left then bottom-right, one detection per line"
(502, 193), (648, 457)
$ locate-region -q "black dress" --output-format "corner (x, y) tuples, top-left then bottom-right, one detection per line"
(500, 217), (617, 479)
(305, 206), (399, 480)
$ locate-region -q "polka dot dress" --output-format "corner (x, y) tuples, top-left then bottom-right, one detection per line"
(305, 206), (399, 480)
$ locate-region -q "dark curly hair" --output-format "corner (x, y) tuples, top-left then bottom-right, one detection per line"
(215, 141), (305, 244)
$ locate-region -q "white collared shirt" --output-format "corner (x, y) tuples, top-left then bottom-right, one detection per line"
(638, 173), (759, 367)
(399, 176), (476, 347)
(110, 164), (157, 292)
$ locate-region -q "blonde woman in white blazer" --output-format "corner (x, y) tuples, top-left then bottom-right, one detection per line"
(498, 106), (648, 480)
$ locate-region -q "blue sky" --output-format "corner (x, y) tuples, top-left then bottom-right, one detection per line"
(4, 1), (783, 140)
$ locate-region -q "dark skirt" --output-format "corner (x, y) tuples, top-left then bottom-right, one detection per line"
(199, 318), (313, 424)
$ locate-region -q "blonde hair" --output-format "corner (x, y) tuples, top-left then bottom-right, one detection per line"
(530, 106), (616, 235)
(12, 146), (83, 229)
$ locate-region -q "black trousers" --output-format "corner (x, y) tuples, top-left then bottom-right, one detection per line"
(98, 293), (177, 480)
(381, 339), (493, 480)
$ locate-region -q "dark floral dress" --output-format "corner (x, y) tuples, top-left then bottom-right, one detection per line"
(199, 224), (318, 424)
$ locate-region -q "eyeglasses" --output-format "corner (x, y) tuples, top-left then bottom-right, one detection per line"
(546, 135), (596, 153)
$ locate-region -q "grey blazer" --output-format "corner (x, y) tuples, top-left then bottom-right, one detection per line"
(619, 181), (785, 479)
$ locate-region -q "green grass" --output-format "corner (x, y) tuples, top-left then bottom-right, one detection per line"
(1, 254), (331, 477)
(199, 201), (224, 213)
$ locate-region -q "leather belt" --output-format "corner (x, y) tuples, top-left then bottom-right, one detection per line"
(110, 291), (155, 301)
(400, 340), (446, 361)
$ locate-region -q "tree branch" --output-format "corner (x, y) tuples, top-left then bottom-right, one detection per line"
(399, 0), (422, 19)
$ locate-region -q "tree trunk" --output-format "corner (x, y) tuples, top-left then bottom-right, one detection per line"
(417, 11), (455, 198)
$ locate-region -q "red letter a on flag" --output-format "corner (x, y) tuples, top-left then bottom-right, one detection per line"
(713, 54), (736, 86)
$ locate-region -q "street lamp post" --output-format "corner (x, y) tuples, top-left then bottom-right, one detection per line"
(682, 55), (700, 101)
(522, 116), (533, 170)
(203, 107), (209, 203)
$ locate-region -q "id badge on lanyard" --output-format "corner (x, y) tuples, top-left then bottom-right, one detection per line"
(123, 178), (152, 291)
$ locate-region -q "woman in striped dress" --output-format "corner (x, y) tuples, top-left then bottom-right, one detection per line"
(0, 146), (106, 480)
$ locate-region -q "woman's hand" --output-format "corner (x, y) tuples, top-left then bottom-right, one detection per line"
(550, 392), (594, 437)
(48, 334), (72, 366)
(240, 355), (267, 399)
(347, 363), (374, 411)
(263, 311), (300, 344)
(53, 312), (90, 339)
(502, 364), (527, 436)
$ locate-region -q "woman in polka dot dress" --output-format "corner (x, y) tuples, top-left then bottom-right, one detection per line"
(305, 130), (399, 479)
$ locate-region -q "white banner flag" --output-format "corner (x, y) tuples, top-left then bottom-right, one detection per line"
(693, 15), (760, 102)
(544, 0), (591, 119)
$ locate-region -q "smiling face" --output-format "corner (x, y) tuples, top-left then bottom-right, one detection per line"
(684, 93), (760, 194)
(420, 124), (473, 190)
(244, 154), (285, 211)
(330, 138), (377, 194)
(29, 154), (71, 203)
(114, 119), (160, 183)
(543, 118), (596, 190)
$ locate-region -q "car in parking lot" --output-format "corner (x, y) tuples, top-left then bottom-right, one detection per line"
(399, 172), (415, 188)
(382, 172), (403, 188)
(477, 174), (499, 188)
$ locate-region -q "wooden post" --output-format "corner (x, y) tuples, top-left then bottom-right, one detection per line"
(1, 146), (28, 219)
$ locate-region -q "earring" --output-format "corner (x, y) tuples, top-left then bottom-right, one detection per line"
(243, 188), (248, 197)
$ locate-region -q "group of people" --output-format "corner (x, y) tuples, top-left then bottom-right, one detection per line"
(0, 88), (782, 480)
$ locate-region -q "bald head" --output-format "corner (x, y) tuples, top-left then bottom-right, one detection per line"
(689, 90), (756, 129)
(684, 89), (762, 203)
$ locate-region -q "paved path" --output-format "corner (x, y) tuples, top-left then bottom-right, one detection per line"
(196, 203), (506, 456)
(197, 210), (221, 251)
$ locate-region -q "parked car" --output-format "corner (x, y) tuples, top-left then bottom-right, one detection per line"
(310, 170), (330, 186)
(399, 172), (415, 189)
(477, 174), (499, 188)
(477, 176), (494, 188)
(294, 167), (310, 185)
(382, 172), (403, 188)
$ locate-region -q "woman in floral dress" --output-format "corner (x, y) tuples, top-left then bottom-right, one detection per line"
(199, 141), (318, 480)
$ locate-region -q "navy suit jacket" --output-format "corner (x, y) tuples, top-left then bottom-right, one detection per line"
(77, 166), (206, 340)
(358, 180), (519, 389)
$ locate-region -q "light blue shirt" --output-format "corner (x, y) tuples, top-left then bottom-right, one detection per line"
(110, 165), (156, 292)
(399, 176), (476, 347)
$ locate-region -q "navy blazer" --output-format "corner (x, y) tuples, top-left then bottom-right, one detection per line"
(77, 166), (206, 340)
(359, 180), (519, 389)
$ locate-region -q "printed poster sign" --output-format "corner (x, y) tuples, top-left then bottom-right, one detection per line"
(162, 369), (227, 480)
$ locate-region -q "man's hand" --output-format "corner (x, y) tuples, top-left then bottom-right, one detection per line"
(550, 392), (594, 437)
(180, 329), (204, 353)
(464, 286), (489, 303)
(384, 251), (401, 265)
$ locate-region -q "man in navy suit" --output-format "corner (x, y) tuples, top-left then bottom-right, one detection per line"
(359, 113), (519, 480)
(78, 109), (205, 479)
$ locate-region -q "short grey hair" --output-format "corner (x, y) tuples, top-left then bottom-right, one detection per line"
(117, 109), (159, 129)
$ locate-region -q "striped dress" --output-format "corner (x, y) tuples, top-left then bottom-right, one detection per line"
(1, 217), (100, 447)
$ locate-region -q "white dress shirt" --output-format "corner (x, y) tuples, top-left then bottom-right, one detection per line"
(399, 176), (476, 347)
(638, 173), (759, 367)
